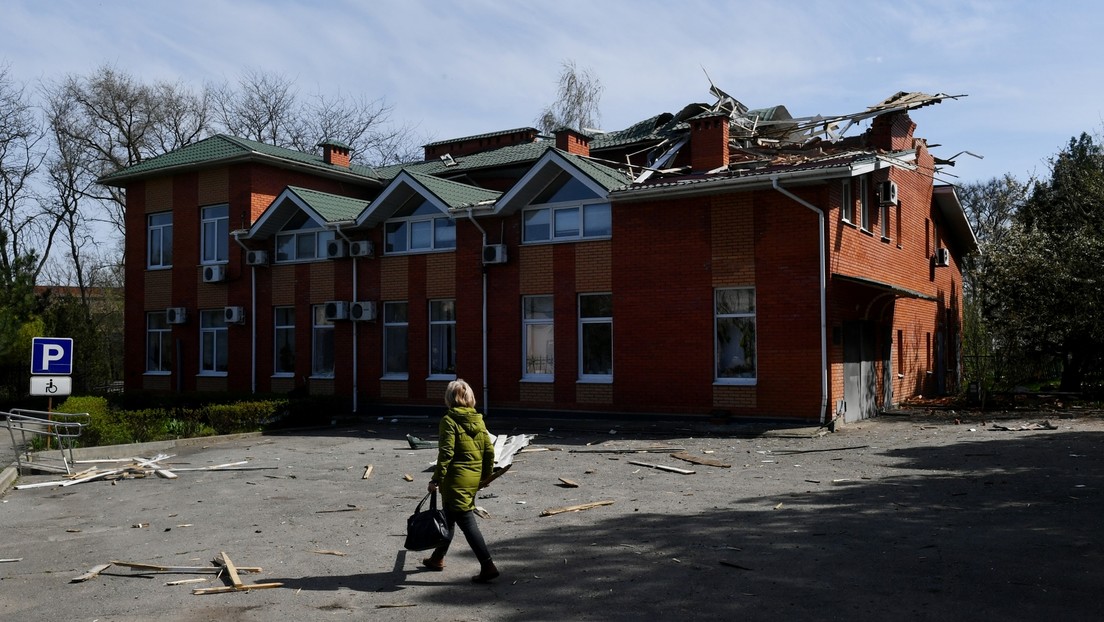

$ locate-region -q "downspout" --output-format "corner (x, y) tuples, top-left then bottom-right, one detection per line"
(329, 222), (358, 414)
(771, 177), (829, 425)
(465, 208), (490, 413)
(231, 232), (256, 395)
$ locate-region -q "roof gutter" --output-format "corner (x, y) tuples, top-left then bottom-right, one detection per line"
(771, 176), (829, 426)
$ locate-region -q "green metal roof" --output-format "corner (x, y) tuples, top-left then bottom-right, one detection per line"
(97, 134), (381, 186)
(285, 186), (368, 222)
(375, 141), (553, 180)
(557, 151), (633, 191)
(404, 170), (502, 208)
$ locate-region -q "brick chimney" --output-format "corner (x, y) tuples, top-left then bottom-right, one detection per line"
(690, 113), (730, 172)
(554, 127), (591, 157)
(868, 112), (916, 151)
(318, 139), (351, 167)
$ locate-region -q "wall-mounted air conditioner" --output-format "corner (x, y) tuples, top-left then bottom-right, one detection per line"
(325, 239), (347, 259)
(482, 244), (507, 265)
(246, 250), (268, 266)
(350, 301), (377, 321)
(166, 307), (188, 325)
(349, 240), (374, 257)
(878, 180), (898, 205)
(202, 264), (227, 283)
(224, 306), (246, 324)
(324, 301), (349, 321)
(935, 248), (950, 267)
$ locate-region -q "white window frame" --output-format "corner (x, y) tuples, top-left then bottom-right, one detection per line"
(428, 299), (457, 378)
(145, 311), (172, 374)
(880, 195), (891, 240)
(860, 176), (871, 232)
(274, 212), (336, 263)
(841, 179), (853, 223)
(522, 295), (554, 381)
(384, 215), (456, 254)
(714, 287), (757, 385)
(199, 309), (228, 375)
(578, 293), (612, 382)
(311, 304), (335, 377)
(382, 301), (409, 379)
(147, 211), (173, 269)
(523, 201), (611, 244)
(273, 306), (295, 377)
(200, 204), (229, 265)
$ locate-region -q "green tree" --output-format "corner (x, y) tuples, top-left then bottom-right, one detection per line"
(981, 133), (1104, 391)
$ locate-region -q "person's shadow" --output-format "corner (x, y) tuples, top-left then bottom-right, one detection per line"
(266, 550), (447, 593)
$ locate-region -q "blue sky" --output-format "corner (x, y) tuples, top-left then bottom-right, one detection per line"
(3, 0), (1103, 186)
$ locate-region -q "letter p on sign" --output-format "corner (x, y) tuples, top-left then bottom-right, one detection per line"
(31, 337), (74, 375)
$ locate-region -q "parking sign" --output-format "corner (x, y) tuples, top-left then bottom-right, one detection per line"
(31, 337), (74, 375)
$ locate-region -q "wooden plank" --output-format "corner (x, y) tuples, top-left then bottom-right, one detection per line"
(628, 460), (695, 475)
(570, 447), (684, 454)
(670, 452), (732, 468)
(192, 582), (283, 595)
(540, 500), (614, 517)
(362, 464), (374, 479)
(220, 551), (242, 588)
(112, 560), (261, 573)
(311, 549), (348, 556)
(165, 577), (209, 586)
(557, 477), (580, 488)
(0, 558), (23, 563)
(70, 563), (112, 582)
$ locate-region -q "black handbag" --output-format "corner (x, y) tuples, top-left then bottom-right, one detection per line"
(404, 491), (452, 551)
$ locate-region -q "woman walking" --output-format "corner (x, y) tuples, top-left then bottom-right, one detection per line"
(423, 379), (500, 583)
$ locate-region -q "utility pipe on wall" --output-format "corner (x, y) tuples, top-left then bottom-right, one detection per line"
(465, 208), (490, 413)
(329, 222), (358, 413)
(230, 232), (257, 395)
(771, 177), (829, 425)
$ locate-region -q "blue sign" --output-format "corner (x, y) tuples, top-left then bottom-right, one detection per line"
(31, 337), (74, 375)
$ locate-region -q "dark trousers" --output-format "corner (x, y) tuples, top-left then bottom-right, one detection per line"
(432, 508), (491, 563)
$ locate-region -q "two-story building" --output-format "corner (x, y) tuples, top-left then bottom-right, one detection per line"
(99, 90), (975, 424)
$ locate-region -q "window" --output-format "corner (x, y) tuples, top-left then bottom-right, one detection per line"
(275, 212), (336, 262)
(384, 195), (456, 254)
(860, 176), (871, 231)
(715, 288), (756, 383)
(199, 309), (228, 374)
(147, 212), (173, 269)
(429, 300), (456, 377)
(383, 302), (409, 377)
(274, 307), (295, 376)
(523, 171), (611, 243)
(880, 195), (890, 240)
(146, 311), (172, 373)
(578, 293), (612, 380)
(523, 295), (554, 379)
(841, 179), (853, 223)
(312, 304), (334, 377)
(201, 204), (229, 264)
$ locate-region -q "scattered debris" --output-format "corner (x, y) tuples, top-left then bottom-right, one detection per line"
(771, 445), (869, 455)
(362, 464), (374, 479)
(166, 577), (209, 586)
(991, 421), (1058, 431)
(720, 560), (753, 571)
(377, 604), (418, 608)
(111, 559), (262, 574)
(315, 505), (361, 514)
(403, 474), (414, 482)
(70, 563), (111, 583)
(406, 435), (437, 450)
(570, 446), (684, 454)
(480, 464), (512, 489)
(540, 500), (615, 517)
(311, 550), (347, 556)
(0, 558), (23, 563)
(670, 452), (731, 468)
(627, 460), (695, 475)
(557, 477), (580, 488)
(473, 506), (491, 519)
(13, 456), (269, 490)
(192, 552), (283, 595)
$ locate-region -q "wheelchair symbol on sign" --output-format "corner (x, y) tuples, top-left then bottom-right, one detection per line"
(45, 378), (58, 394)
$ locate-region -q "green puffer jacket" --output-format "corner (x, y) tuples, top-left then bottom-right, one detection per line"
(431, 407), (495, 512)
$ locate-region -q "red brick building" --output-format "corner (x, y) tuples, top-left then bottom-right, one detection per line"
(100, 91), (975, 424)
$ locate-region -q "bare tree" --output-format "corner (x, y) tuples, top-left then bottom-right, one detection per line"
(210, 69), (419, 166)
(536, 60), (603, 134)
(0, 64), (52, 283)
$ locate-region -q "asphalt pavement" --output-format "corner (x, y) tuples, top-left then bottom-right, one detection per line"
(2, 412), (1102, 621)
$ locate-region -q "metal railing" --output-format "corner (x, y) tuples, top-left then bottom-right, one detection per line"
(2, 409), (90, 475)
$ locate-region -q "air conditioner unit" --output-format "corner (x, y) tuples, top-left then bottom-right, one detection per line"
(165, 307), (187, 325)
(482, 244), (507, 265)
(350, 301), (377, 321)
(935, 247), (951, 267)
(224, 306), (246, 324)
(349, 240), (374, 257)
(324, 301), (349, 321)
(246, 249), (268, 266)
(325, 239), (347, 259)
(878, 180), (898, 205)
(202, 264), (227, 283)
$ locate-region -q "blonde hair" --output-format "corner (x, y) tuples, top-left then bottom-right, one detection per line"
(445, 378), (476, 409)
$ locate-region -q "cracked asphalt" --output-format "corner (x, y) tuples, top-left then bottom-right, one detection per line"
(2, 410), (1102, 621)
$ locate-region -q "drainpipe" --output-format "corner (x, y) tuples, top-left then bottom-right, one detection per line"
(328, 221), (358, 414)
(771, 177), (829, 425)
(465, 208), (490, 413)
(230, 232), (256, 395)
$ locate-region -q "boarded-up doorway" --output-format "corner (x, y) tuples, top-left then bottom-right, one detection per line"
(843, 320), (882, 422)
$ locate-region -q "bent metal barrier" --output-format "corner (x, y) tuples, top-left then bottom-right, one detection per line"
(2, 409), (90, 475)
